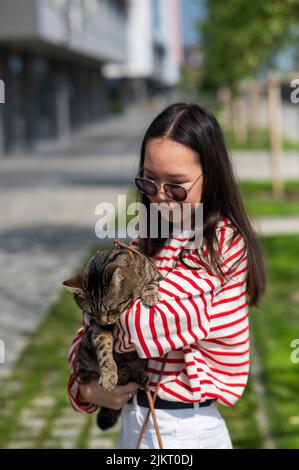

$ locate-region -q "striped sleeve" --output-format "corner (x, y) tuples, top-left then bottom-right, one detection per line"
(114, 224), (248, 360)
(215, 222), (247, 281)
(67, 318), (99, 414)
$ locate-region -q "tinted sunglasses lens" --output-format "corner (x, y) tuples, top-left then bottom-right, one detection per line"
(135, 178), (157, 196)
(164, 184), (187, 201)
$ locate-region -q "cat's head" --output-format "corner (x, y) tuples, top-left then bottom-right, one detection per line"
(62, 247), (160, 325)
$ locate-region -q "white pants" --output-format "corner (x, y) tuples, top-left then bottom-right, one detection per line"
(116, 393), (233, 449)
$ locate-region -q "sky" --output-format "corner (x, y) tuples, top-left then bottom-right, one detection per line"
(181, 0), (204, 46)
(180, 0), (295, 71)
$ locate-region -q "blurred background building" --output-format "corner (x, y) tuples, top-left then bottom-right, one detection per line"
(103, 0), (183, 105)
(1, 0), (299, 451)
(0, 0), (183, 155)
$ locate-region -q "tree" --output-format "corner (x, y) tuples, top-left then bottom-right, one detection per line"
(199, 0), (298, 90)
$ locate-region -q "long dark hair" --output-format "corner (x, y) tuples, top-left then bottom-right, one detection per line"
(134, 102), (267, 308)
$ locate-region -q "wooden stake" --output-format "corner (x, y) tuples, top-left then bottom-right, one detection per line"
(267, 71), (284, 200)
(249, 80), (261, 147)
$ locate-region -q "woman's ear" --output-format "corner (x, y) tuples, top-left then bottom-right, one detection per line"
(62, 273), (84, 295)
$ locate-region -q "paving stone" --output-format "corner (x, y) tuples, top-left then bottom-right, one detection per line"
(10, 428), (39, 440)
(0, 109), (153, 380)
(3, 380), (22, 392)
(6, 440), (36, 449)
(59, 408), (91, 421)
(31, 396), (55, 408)
(89, 427), (105, 438)
(42, 439), (61, 449)
(89, 421), (120, 437)
(19, 408), (38, 421)
(53, 416), (85, 427)
(51, 427), (79, 438)
(18, 416), (46, 431)
(2, 104), (299, 450)
(87, 437), (114, 449)
(60, 439), (77, 449)
(41, 372), (61, 388)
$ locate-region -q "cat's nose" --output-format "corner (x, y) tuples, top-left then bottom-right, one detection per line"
(99, 314), (109, 325)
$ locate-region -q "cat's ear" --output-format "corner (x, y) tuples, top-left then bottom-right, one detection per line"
(110, 267), (125, 287)
(62, 273), (84, 294)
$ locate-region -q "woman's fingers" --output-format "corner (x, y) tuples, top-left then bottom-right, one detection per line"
(117, 382), (142, 395)
(111, 382), (141, 408)
(78, 380), (143, 410)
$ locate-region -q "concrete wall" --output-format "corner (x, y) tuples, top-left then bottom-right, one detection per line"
(0, 0), (128, 63)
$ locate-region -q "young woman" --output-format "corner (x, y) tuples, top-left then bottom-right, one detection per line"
(67, 102), (267, 449)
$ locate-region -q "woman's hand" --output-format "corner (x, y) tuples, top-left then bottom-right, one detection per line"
(78, 380), (141, 410)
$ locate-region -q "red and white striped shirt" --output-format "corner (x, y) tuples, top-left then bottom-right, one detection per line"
(67, 217), (250, 412)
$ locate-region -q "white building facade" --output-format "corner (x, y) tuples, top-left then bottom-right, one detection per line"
(103, 0), (183, 103)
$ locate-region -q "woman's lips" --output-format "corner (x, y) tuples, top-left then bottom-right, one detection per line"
(158, 203), (176, 211)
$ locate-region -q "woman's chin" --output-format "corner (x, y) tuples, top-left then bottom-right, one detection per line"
(159, 209), (177, 223)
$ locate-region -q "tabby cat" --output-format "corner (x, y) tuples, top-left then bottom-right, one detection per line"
(63, 243), (163, 430)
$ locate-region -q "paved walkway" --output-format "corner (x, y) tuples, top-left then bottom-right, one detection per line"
(252, 216), (299, 236)
(2, 387), (121, 449)
(0, 101), (298, 449)
(0, 106), (159, 379)
(1, 105), (299, 379)
(231, 150), (299, 180)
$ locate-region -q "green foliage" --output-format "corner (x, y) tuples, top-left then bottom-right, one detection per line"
(224, 127), (299, 151)
(0, 243), (119, 449)
(221, 234), (299, 448)
(240, 180), (299, 216)
(109, 96), (125, 115)
(1, 223), (299, 447)
(200, 0), (299, 89)
(250, 235), (299, 448)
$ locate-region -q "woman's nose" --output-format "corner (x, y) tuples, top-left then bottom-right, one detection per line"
(157, 192), (168, 202)
(154, 184), (171, 202)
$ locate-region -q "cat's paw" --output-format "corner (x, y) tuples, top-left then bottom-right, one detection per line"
(141, 290), (160, 307)
(99, 370), (118, 391)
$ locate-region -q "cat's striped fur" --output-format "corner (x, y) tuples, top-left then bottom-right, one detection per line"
(63, 245), (163, 430)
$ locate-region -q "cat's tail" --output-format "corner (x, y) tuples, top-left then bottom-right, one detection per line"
(96, 407), (122, 431)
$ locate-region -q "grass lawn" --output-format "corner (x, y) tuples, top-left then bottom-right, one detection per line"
(224, 128), (299, 151)
(221, 234), (299, 449)
(239, 181), (299, 217)
(250, 234), (299, 448)
(0, 235), (298, 448)
(0, 243), (121, 449)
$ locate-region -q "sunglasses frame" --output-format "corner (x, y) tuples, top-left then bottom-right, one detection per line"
(134, 173), (203, 202)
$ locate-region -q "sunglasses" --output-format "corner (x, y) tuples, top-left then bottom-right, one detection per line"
(134, 173), (202, 202)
